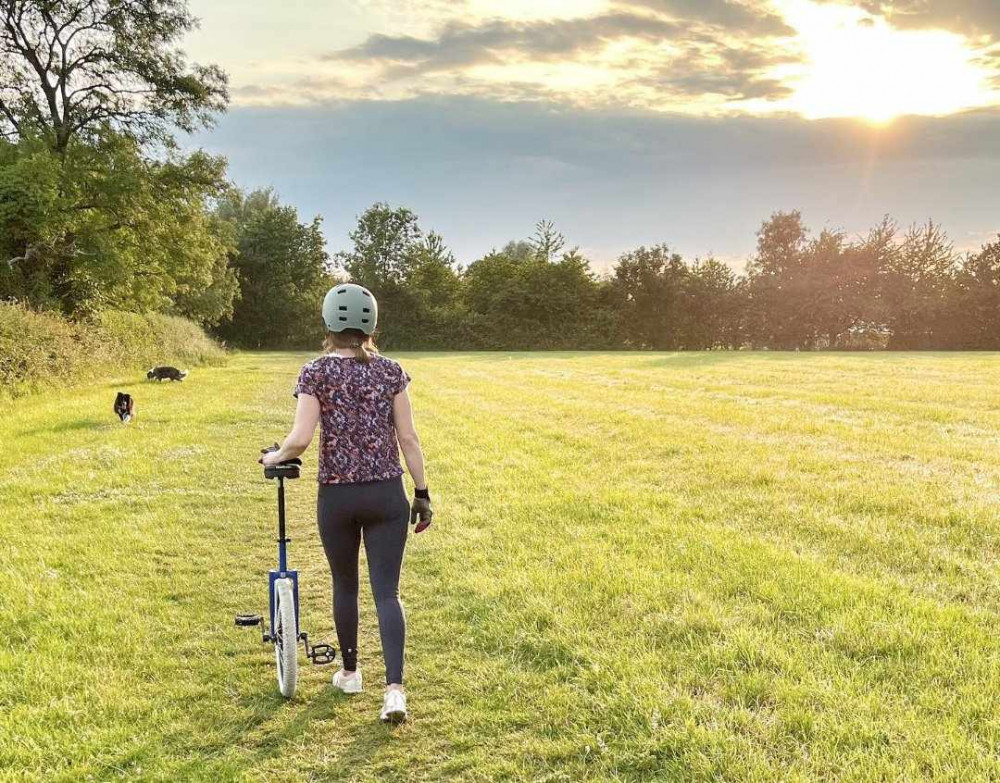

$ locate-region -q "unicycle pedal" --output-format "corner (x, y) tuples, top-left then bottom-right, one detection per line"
(235, 614), (263, 627)
(308, 643), (336, 665)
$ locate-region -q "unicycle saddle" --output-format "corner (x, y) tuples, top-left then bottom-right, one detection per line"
(260, 444), (302, 480)
(264, 460), (301, 480)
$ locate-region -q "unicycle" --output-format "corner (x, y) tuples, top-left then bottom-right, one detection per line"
(235, 446), (336, 698)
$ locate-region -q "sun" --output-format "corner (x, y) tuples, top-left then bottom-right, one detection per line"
(772, 0), (995, 123)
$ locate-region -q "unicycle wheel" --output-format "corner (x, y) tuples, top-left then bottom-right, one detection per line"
(273, 579), (298, 698)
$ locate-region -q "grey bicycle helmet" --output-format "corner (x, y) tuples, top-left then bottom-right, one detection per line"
(322, 283), (378, 335)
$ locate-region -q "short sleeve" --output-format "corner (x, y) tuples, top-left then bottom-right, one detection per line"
(391, 363), (411, 396)
(293, 363), (318, 398)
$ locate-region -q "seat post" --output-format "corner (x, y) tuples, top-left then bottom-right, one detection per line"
(277, 476), (288, 573)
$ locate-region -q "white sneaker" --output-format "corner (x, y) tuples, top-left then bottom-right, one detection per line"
(380, 689), (407, 723)
(332, 668), (363, 694)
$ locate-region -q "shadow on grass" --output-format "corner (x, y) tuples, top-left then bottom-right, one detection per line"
(152, 686), (398, 780)
(16, 417), (112, 438)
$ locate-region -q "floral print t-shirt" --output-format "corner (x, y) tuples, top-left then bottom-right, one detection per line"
(294, 354), (411, 484)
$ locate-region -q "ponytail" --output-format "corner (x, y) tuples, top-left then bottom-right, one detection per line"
(324, 329), (378, 364)
(354, 338), (375, 364)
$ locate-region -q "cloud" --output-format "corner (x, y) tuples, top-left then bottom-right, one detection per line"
(615, 0), (794, 35)
(826, 0), (1000, 38)
(988, 48), (1000, 87)
(661, 71), (792, 100)
(318, 7), (801, 110)
(194, 0), (1000, 118)
(327, 13), (682, 73)
(636, 42), (798, 100)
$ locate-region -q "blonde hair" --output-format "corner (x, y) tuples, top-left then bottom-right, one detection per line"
(323, 329), (378, 364)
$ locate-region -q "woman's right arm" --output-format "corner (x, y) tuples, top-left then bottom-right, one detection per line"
(392, 387), (427, 490)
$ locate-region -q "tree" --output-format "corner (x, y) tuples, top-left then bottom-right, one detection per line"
(529, 219), (565, 263)
(0, 132), (237, 321)
(0, 0), (234, 320)
(214, 188), (333, 348)
(462, 233), (611, 350)
(395, 231), (465, 349)
(881, 221), (958, 349)
(170, 208), (240, 326)
(613, 245), (692, 349)
(0, 0), (227, 154)
(842, 217), (897, 346)
(336, 203), (464, 349)
(337, 203), (422, 289)
(744, 211), (811, 349)
(541, 248), (611, 348)
(950, 237), (1000, 349)
(462, 241), (530, 349)
(685, 258), (743, 349)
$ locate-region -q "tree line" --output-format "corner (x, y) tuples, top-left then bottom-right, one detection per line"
(334, 204), (1000, 352)
(2, 0), (999, 353)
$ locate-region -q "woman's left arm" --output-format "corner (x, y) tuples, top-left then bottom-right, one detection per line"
(261, 393), (321, 466)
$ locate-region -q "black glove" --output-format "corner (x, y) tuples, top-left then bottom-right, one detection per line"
(410, 488), (433, 533)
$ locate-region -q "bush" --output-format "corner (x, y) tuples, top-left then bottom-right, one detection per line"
(0, 302), (224, 397)
(87, 310), (223, 368)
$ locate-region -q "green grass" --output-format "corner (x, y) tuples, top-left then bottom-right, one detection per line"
(4, 351), (1000, 782)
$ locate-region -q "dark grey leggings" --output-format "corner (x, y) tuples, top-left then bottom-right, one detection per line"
(317, 478), (409, 685)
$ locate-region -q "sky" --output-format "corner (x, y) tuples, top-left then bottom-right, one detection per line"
(183, 0), (1000, 269)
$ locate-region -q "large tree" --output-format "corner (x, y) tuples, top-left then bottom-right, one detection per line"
(613, 244), (692, 349)
(214, 188), (334, 349)
(0, 132), (237, 321)
(612, 246), (745, 350)
(336, 203), (465, 349)
(465, 236), (610, 350)
(946, 237), (1000, 350)
(0, 0), (234, 318)
(337, 203), (423, 290)
(743, 211), (811, 349)
(684, 258), (743, 349)
(881, 221), (958, 349)
(0, 0), (227, 154)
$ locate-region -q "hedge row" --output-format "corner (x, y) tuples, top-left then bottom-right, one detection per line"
(0, 302), (224, 397)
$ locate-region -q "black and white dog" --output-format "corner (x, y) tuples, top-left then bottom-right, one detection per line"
(146, 366), (188, 382)
(114, 392), (135, 423)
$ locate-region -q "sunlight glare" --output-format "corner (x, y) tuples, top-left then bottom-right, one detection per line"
(774, 0), (994, 122)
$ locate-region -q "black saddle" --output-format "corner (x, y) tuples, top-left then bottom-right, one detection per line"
(264, 459), (301, 480)
(261, 444), (302, 480)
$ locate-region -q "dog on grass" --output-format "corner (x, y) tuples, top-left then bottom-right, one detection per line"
(146, 366), (188, 382)
(114, 392), (135, 423)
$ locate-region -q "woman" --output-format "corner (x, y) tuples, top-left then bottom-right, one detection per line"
(260, 283), (433, 723)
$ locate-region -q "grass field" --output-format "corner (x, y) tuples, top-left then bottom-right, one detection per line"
(4, 351), (1000, 782)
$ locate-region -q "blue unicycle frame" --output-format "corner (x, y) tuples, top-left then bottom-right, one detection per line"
(268, 469), (300, 638)
(235, 451), (336, 686)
